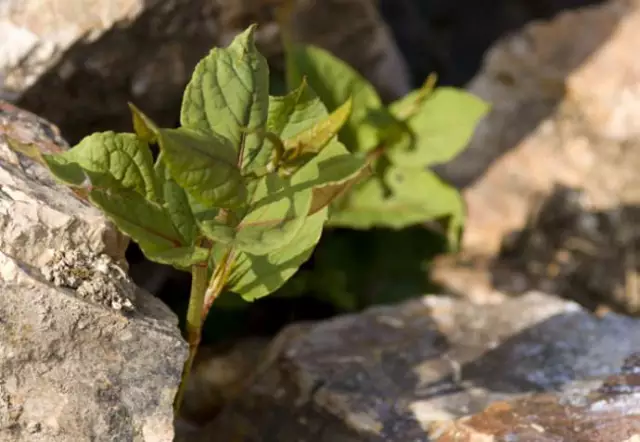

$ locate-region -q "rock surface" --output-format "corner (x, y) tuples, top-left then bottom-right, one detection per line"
(432, 0), (640, 309)
(184, 292), (640, 441)
(2, 0), (410, 143)
(428, 352), (640, 441)
(0, 104), (187, 441)
(0, 100), (127, 268)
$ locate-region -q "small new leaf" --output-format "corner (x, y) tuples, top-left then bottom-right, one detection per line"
(285, 43), (386, 152)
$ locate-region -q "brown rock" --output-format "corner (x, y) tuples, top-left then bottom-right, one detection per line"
(431, 0), (640, 310)
(181, 293), (640, 441)
(428, 352), (640, 441)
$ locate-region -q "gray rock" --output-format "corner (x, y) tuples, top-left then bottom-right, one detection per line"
(0, 103), (187, 441)
(0, 100), (128, 269)
(0, 250), (186, 442)
(192, 292), (640, 441)
(2, 0), (410, 143)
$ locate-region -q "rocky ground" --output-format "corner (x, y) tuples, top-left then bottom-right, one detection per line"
(1, 0), (640, 441)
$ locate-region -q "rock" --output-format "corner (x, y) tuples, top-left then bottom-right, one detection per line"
(428, 352), (640, 441)
(2, 0), (410, 144)
(185, 292), (640, 441)
(431, 0), (640, 308)
(0, 100), (128, 268)
(0, 104), (187, 441)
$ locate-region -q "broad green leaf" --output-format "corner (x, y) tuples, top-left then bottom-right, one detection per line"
(223, 207), (328, 301)
(200, 173), (312, 255)
(42, 132), (159, 201)
(154, 156), (201, 247)
(88, 186), (208, 267)
(156, 127), (247, 209)
(388, 87), (489, 168)
(328, 167), (465, 249)
(180, 25), (270, 173)
(285, 44), (386, 152)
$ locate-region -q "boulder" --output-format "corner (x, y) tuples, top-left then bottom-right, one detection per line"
(0, 103), (187, 441)
(187, 292), (640, 441)
(431, 0), (640, 309)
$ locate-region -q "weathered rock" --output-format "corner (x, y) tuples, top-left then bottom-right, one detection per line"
(428, 352), (640, 441)
(0, 105), (187, 441)
(185, 292), (640, 441)
(0, 100), (127, 268)
(2, 0), (410, 143)
(431, 0), (640, 308)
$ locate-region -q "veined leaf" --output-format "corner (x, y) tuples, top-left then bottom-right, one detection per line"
(154, 156), (202, 247)
(388, 87), (489, 168)
(155, 127), (247, 209)
(200, 173), (312, 255)
(328, 167), (465, 249)
(180, 25), (270, 174)
(42, 131), (159, 201)
(285, 43), (386, 152)
(266, 79), (368, 188)
(88, 186), (208, 267)
(283, 97), (352, 156)
(223, 206), (328, 301)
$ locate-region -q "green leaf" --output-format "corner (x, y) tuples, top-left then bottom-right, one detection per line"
(200, 173), (312, 255)
(388, 87), (489, 167)
(155, 127), (247, 209)
(180, 25), (270, 173)
(223, 207), (328, 301)
(266, 79), (368, 189)
(128, 103), (158, 144)
(283, 97), (352, 155)
(328, 167), (465, 249)
(154, 156), (202, 247)
(285, 44), (387, 152)
(42, 132), (159, 201)
(88, 186), (208, 267)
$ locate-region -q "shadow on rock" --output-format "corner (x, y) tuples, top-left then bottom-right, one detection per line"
(490, 184), (640, 315)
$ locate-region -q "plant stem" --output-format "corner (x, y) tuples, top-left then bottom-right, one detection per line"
(202, 248), (234, 321)
(173, 263), (208, 414)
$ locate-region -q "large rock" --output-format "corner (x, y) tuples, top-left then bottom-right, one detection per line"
(185, 292), (640, 441)
(2, 0), (410, 143)
(0, 104), (187, 441)
(432, 0), (640, 308)
(429, 352), (640, 441)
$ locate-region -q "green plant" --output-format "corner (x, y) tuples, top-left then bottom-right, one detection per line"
(284, 42), (490, 249)
(35, 26), (368, 413)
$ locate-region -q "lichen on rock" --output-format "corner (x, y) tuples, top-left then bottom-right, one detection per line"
(41, 244), (136, 313)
